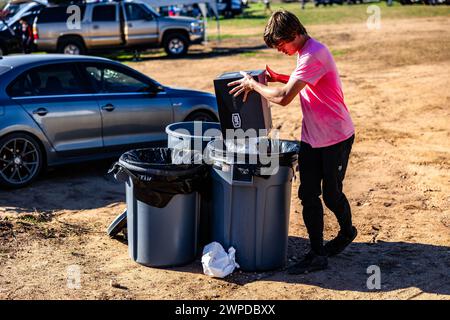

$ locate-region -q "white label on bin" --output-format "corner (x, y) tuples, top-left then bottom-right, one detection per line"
(232, 113), (241, 128)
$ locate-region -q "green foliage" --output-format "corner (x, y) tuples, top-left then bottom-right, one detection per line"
(219, 2), (450, 29)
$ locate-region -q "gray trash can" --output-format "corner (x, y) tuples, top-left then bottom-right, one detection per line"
(166, 121), (222, 247)
(110, 148), (208, 267)
(206, 139), (300, 271)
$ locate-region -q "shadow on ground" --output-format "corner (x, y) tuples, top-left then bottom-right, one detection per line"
(0, 159), (125, 214)
(168, 236), (450, 295)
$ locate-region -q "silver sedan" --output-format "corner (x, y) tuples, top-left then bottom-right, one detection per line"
(0, 54), (218, 188)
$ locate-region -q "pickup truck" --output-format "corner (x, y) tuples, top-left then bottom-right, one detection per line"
(33, 0), (205, 57)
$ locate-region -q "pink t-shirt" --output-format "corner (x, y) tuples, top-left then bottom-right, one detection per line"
(290, 37), (354, 148)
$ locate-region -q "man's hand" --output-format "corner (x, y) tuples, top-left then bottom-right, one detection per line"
(227, 71), (255, 102)
(228, 69), (306, 107)
(265, 65), (278, 82)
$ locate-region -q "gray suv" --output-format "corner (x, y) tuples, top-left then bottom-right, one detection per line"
(0, 54), (218, 188)
(33, 0), (205, 57)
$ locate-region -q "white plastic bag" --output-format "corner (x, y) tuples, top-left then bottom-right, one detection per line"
(201, 242), (239, 278)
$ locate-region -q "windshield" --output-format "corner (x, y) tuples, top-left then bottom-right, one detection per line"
(137, 2), (160, 17)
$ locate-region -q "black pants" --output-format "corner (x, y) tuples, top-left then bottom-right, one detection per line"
(298, 135), (355, 255)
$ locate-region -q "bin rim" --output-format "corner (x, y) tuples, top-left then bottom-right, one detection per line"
(206, 139), (300, 168)
(118, 148), (207, 177)
(118, 159), (205, 177)
(207, 139), (300, 158)
(165, 121), (222, 141)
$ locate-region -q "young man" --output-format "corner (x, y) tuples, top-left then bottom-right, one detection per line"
(228, 10), (357, 274)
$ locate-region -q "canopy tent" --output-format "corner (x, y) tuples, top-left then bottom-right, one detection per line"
(138, 0), (220, 43)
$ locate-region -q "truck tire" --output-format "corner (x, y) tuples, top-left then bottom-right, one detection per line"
(164, 33), (189, 58)
(58, 38), (86, 55)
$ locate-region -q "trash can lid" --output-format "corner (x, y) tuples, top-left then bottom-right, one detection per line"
(106, 209), (127, 238)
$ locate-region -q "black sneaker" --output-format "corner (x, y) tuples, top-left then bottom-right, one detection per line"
(287, 251), (328, 275)
(324, 226), (358, 257)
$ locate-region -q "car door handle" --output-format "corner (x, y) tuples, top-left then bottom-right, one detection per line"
(128, 23), (133, 28)
(32, 108), (48, 116)
(101, 104), (115, 112)
(93, 25), (99, 30)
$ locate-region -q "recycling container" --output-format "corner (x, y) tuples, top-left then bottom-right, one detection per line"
(207, 139), (300, 271)
(110, 148), (208, 267)
(214, 70), (272, 137)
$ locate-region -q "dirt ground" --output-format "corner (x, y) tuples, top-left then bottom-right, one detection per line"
(0, 16), (449, 300)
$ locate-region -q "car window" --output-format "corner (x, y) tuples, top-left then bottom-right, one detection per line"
(85, 65), (149, 93)
(125, 3), (151, 21)
(8, 64), (88, 97)
(92, 4), (116, 22)
(38, 5), (86, 23)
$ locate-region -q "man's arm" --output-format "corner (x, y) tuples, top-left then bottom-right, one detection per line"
(266, 65), (290, 84)
(228, 71), (306, 106)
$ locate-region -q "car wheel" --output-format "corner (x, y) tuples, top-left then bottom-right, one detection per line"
(58, 39), (85, 55)
(186, 111), (217, 122)
(164, 34), (189, 57)
(0, 133), (44, 189)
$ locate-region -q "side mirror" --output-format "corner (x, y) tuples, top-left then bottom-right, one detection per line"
(143, 85), (164, 95)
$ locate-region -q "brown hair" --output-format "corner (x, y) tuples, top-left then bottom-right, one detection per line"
(263, 9), (308, 48)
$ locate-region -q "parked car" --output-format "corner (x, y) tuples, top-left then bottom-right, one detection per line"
(1, 0), (45, 23)
(217, 0), (243, 18)
(158, 4), (202, 19)
(0, 54), (218, 188)
(33, 0), (205, 57)
(0, 20), (22, 56)
(0, 0), (45, 55)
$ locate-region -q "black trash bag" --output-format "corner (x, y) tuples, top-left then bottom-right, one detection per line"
(109, 148), (208, 208)
(271, 139), (301, 167)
